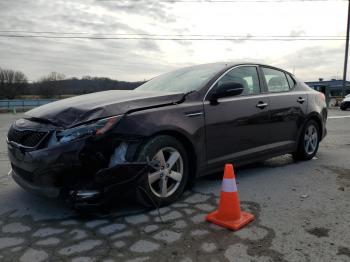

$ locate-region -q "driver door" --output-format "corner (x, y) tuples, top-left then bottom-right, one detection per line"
(204, 65), (270, 168)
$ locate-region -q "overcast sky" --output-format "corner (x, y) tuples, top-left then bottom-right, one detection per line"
(0, 0), (348, 82)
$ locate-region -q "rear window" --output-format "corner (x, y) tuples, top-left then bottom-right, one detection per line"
(286, 74), (296, 89)
(262, 67), (290, 93)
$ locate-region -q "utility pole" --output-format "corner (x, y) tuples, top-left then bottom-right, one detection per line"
(342, 0), (350, 98)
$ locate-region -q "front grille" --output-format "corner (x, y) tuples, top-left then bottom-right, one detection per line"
(8, 127), (48, 148)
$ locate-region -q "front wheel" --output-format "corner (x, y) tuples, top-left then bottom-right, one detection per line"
(293, 120), (320, 161)
(135, 135), (189, 207)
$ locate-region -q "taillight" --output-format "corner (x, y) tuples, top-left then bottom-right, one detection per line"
(318, 92), (325, 102)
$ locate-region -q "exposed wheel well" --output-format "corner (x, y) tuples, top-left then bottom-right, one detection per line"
(143, 131), (197, 188)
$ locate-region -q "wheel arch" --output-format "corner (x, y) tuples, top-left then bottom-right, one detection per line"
(141, 130), (198, 188)
(295, 112), (323, 153)
(306, 113), (323, 138)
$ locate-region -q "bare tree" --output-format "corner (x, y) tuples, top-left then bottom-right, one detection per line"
(27, 74), (143, 97)
(37, 72), (66, 98)
(41, 72), (66, 82)
(0, 68), (28, 99)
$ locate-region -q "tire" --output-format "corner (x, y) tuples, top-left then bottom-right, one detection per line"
(135, 135), (189, 207)
(292, 120), (320, 161)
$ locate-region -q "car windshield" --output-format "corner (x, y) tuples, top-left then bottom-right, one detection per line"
(136, 63), (227, 93)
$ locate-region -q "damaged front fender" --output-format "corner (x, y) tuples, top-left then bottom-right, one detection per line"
(95, 162), (149, 187)
(69, 162), (150, 207)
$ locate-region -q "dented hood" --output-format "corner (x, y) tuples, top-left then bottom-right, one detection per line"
(26, 90), (184, 128)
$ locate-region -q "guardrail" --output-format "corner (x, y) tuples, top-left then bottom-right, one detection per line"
(0, 99), (57, 110)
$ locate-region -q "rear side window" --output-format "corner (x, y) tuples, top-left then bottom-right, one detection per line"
(286, 74), (296, 89)
(262, 67), (290, 93)
(218, 66), (261, 95)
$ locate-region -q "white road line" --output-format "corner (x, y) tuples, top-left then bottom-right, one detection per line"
(328, 115), (350, 119)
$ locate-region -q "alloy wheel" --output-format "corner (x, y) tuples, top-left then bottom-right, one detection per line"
(304, 124), (318, 155)
(148, 147), (184, 198)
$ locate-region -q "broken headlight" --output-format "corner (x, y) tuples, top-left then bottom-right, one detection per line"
(57, 116), (120, 143)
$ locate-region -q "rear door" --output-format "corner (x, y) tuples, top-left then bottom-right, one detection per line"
(259, 66), (308, 150)
(204, 65), (270, 168)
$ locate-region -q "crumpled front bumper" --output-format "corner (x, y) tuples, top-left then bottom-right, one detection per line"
(9, 162), (149, 206)
(7, 137), (149, 207)
(11, 169), (60, 198)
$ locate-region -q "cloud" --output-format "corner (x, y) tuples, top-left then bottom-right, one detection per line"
(273, 45), (346, 81)
(0, 0), (177, 81)
(137, 40), (161, 52)
(95, 0), (177, 23)
(0, 0), (347, 82)
(228, 34), (252, 44)
(289, 30), (305, 37)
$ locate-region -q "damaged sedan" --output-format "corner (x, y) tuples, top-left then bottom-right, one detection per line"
(7, 63), (327, 208)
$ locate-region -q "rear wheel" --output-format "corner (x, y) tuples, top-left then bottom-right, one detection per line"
(135, 135), (189, 207)
(293, 120), (320, 161)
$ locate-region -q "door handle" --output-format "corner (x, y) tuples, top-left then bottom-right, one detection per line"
(297, 97), (306, 104)
(185, 111), (203, 117)
(256, 101), (268, 109)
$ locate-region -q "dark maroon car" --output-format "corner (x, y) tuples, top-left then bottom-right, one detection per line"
(7, 63), (327, 208)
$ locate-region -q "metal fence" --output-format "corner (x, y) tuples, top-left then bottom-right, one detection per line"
(0, 99), (57, 109)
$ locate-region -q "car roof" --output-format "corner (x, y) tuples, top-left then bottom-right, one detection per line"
(200, 62), (294, 76)
(231, 62), (293, 75)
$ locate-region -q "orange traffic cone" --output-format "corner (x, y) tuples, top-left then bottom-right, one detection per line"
(206, 164), (254, 230)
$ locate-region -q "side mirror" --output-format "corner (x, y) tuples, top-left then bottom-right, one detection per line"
(209, 81), (244, 103)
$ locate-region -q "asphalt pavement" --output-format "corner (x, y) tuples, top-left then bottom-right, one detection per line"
(0, 109), (349, 262)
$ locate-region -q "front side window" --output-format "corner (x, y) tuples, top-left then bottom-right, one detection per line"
(217, 66), (261, 95)
(262, 67), (290, 93)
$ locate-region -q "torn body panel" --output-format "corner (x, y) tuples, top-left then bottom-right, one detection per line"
(25, 90), (185, 128)
(7, 119), (149, 206)
(113, 102), (207, 176)
(69, 162), (150, 208)
(8, 94), (206, 208)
